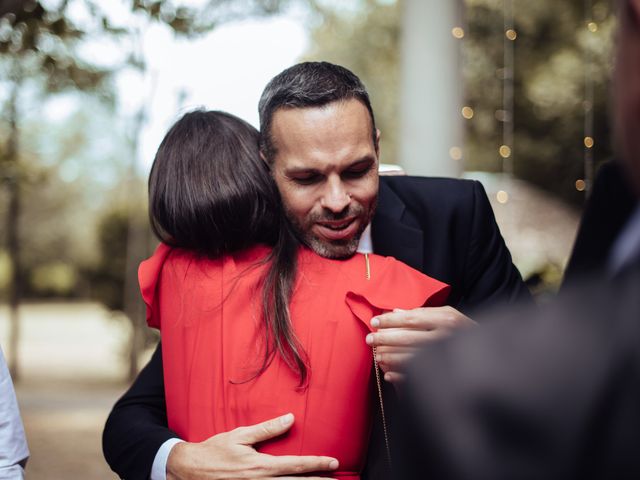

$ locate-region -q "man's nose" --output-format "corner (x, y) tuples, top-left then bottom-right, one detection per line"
(320, 178), (351, 213)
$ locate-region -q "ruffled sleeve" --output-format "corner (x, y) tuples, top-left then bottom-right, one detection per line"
(345, 255), (450, 332)
(138, 243), (173, 329)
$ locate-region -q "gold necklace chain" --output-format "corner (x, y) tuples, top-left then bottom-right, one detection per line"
(364, 253), (393, 471)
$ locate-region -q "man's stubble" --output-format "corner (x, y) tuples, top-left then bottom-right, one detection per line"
(282, 196), (378, 260)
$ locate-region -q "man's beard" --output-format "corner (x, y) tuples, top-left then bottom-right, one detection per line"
(284, 199), (377, 259)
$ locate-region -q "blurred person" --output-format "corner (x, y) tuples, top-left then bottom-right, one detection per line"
(397, 1), (640, 478)
(103, 62), (530, 480)
(562, 161), (636, 286)
(0, 345), (29, 479)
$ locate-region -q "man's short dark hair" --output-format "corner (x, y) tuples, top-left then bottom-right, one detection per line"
(258, 61), (377, 162)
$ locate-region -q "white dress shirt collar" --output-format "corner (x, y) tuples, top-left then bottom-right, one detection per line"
(609, 203), (640, 274)
(356, 223), (373, 254)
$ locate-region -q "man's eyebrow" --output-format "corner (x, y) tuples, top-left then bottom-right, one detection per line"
(284, 156), (376, 175)
(284, 166), (321, 175)
(348, 156), (376, 168)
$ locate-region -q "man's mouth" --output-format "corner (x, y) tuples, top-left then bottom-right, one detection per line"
(314, 217), (359, 241)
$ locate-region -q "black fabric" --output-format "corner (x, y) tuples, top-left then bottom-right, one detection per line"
(102, 176), (531, 480)
(373, 177), (530, 315)
(563, 161), (637, 287)
(398, 262), (640, 480)
(103, 342), (176, 480)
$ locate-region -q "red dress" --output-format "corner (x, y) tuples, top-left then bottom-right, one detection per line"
(140, 243), (449, 479)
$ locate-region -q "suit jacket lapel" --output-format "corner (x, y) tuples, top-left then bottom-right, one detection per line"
(372, 179), (424, 272)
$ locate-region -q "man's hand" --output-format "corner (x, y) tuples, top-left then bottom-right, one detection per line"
(166, 413), (339, 480)
(366, 306), (476, 383)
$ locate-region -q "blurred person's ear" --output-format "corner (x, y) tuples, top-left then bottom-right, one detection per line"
(631, 0), (640, 22)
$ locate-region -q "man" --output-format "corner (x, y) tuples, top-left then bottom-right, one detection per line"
(397, 1), (640, 478)
(0, 346), (29, 479)
(103, 62), (530, 479)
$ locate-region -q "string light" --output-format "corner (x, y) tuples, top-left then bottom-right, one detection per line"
(452, 27), (465, 39)
(497, 190), (509, 203)
(461, 106), (474, 119)
(501, 0), (515, 178)
(583, 0), (595, 196)
(449, 146), (463, 161)
(584, 136), (594, 148)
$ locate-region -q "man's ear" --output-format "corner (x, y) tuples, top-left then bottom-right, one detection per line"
(375, 129), (381, 156)
(631, 0), (640, 22)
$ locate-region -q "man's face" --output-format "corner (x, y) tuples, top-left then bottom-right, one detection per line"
(615, 0), (640, 193)
(269, 99), (380, 259)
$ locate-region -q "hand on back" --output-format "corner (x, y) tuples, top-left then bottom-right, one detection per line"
(166, 413), (339, 480)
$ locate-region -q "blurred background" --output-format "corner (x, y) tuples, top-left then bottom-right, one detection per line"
(0, 0), (615, 478)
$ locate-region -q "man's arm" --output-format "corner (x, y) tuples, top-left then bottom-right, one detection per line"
(103, 343), (176, 480)
(458, 180), (531, 310)
(103, 343), (340, 480)
(367, 180), (530, 382)
(165, 414), (339, 480)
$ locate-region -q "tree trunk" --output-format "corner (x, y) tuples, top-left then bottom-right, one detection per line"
(123, 105), (148, 382)
(123, 216), (146, 382)
(6, 69), (22, 380)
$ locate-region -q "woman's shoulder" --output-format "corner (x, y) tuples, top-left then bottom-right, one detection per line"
(141, 243), (272, 286)
(342, 252), (452, 311)
(140, 243), (204, 283)
(140, 243), (272, 329)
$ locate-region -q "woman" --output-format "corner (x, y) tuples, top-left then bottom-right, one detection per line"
(140, 110), (449, 479)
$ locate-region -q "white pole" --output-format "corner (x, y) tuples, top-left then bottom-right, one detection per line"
(399, 0), (464, 177)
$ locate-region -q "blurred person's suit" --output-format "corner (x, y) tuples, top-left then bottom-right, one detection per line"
(399, 259), (640, 480)
(397, 2), (640, 478)
(563, 161), (636, 285)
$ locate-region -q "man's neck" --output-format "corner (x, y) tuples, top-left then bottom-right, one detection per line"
(356, 223), (373, 254)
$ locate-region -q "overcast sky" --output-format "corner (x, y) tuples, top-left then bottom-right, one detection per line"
(131, 15), (309, 170)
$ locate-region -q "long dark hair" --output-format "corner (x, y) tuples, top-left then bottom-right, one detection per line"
(149, 109), (308, 385)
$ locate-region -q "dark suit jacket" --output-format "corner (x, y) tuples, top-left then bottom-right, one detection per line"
(562, 161), (636, 286)
(398, 261), (640, 480)
(102, 176), (530, 480)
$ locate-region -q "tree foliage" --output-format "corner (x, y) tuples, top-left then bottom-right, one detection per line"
(464, 0), (614, 205)
(129, 0), (294, 36)
(0, 0), (295, 300)
(0, 0), (112, 95)
(304, 0), (400, 164)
